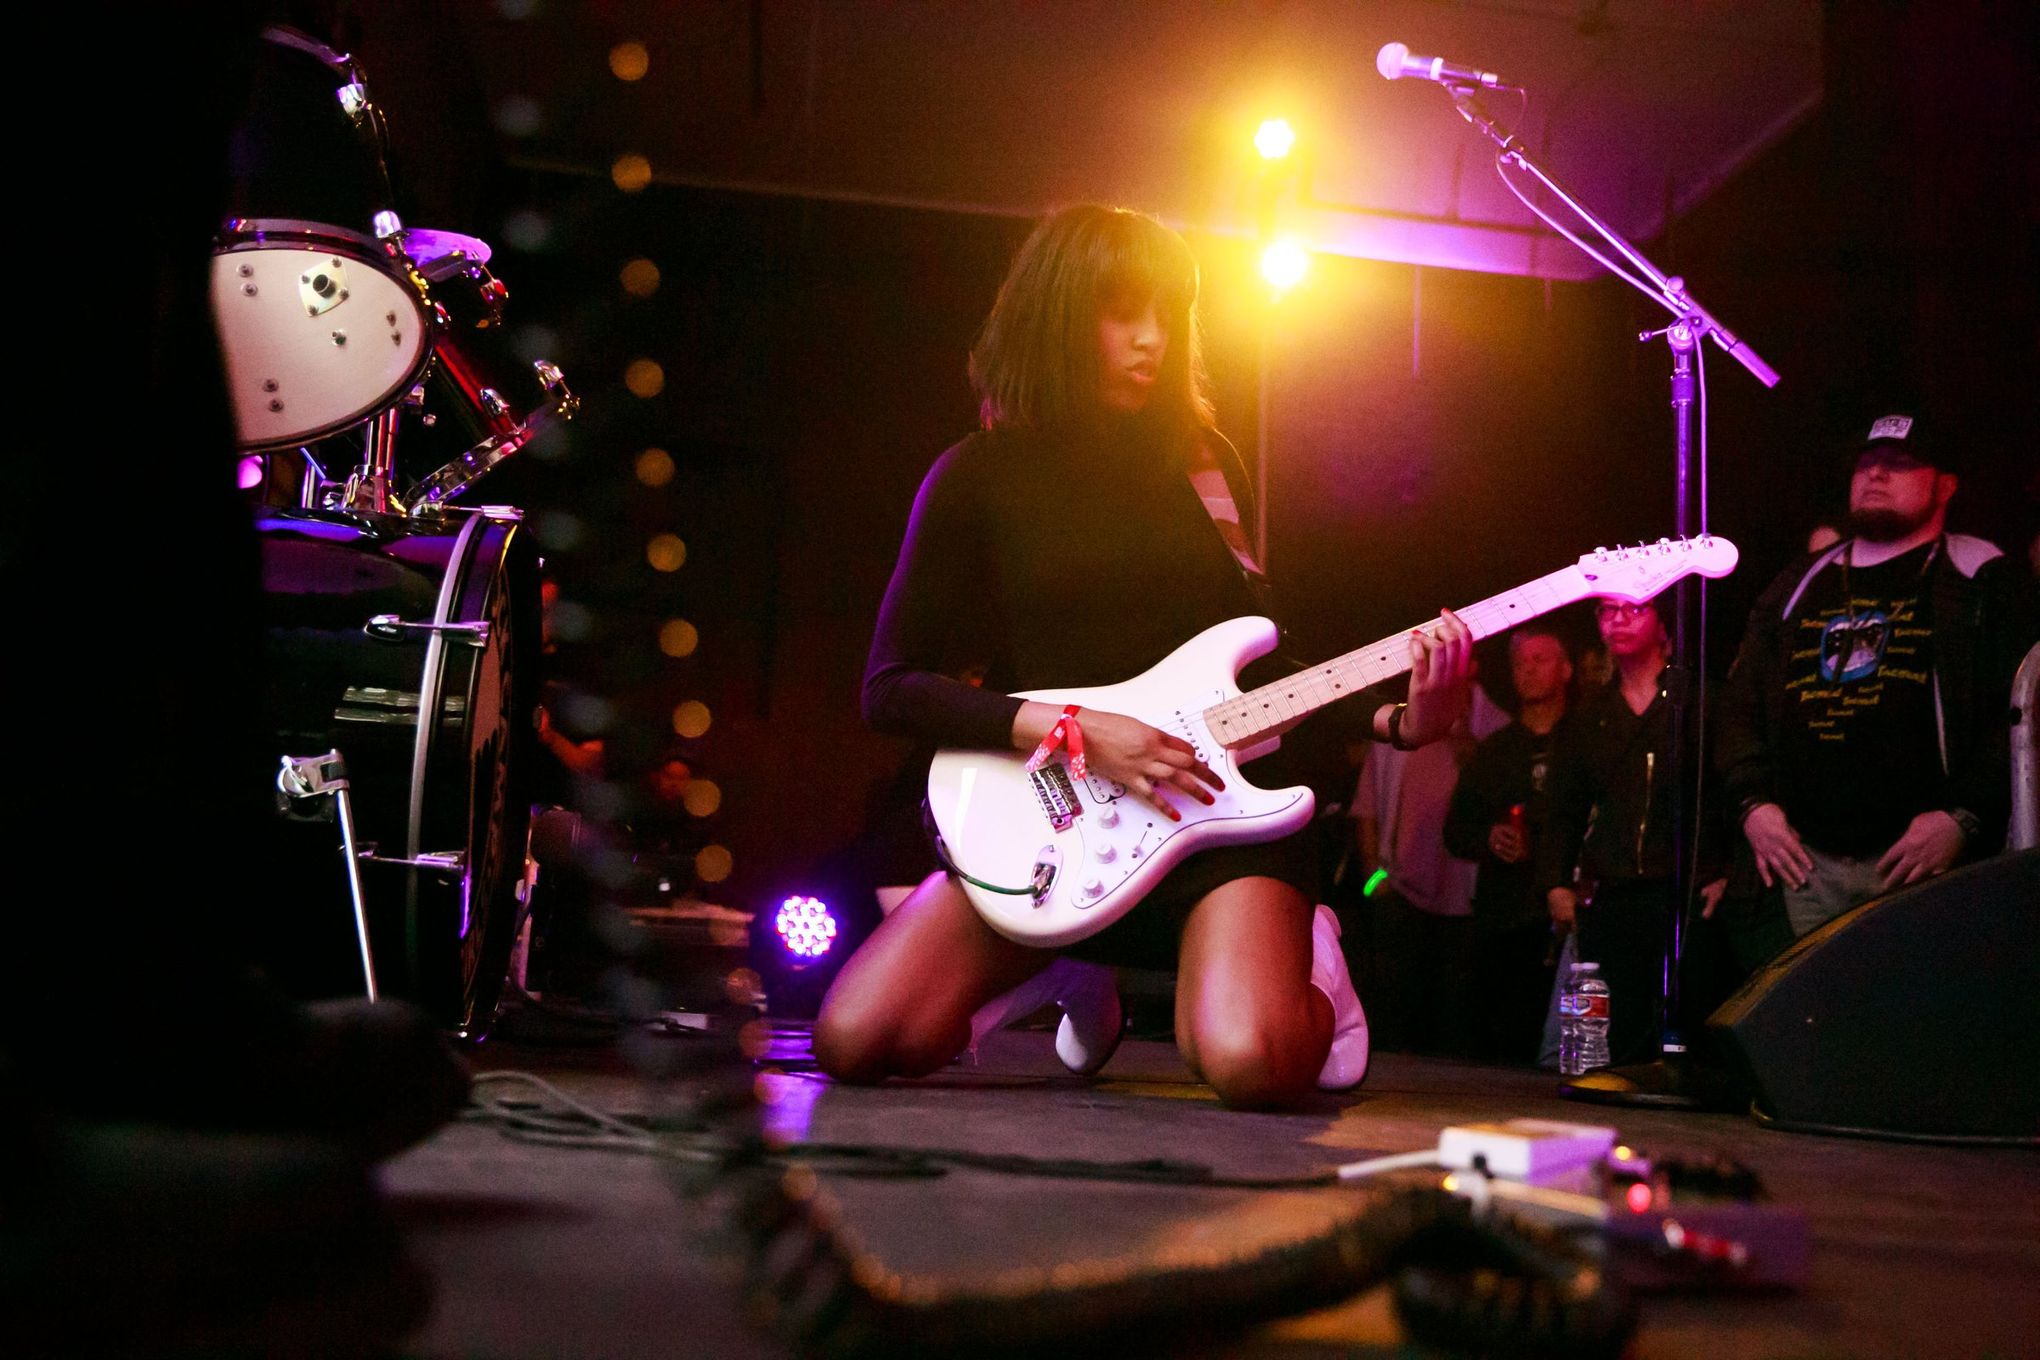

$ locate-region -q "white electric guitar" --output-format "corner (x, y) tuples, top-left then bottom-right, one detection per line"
(927, 536), (1739, 947)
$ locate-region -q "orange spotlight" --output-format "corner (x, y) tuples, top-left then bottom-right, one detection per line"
(1260, 239), (1311, 293)
(1254, 118), (1296, 160)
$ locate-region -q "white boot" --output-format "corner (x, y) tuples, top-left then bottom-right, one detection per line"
(1311, 905), (1370, 1091)
(968, 958), (1123, 1076)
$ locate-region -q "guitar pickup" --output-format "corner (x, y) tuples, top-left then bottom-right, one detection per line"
(1029, 763), (1082, 831)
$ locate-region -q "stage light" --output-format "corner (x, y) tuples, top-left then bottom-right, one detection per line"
(1626, 1181), (1655, 1214)
(609, 41), (650, 82)
(775, 895), (839, 962)
(658, 618), (699, 657)
(646, 533), (687, 572)
(1260, 239), (1311, 293)
(625, 358), (665, 398)
(682, 779), (722, 817)
(237, 455), (265, 490)
(671, 699), (712, 737)
(635, 446), (675, 486)
(1254, 118), (1296, 160)
(610, 153), (652, 193)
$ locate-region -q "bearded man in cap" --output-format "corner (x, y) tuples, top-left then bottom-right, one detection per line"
(1716, 412), (2036, 942)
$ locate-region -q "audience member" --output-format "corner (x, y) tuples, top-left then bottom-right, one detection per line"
(1716, 411), (2035, 940)
(1445, 625), (1574, 1063)
(1538, 595), (1725, 1067)
(1354, 721), (1479, 1056)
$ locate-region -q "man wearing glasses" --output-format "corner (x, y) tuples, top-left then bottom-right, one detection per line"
(1715, 412), (2033, 940)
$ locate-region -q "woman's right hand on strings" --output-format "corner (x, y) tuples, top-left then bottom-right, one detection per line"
(1013, 702), (1222, 821)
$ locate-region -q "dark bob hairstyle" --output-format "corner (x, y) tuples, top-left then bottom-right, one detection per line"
(968, 204), (1215, 444)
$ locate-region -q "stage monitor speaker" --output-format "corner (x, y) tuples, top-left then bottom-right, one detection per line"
(1707, 849), (2038, 1144)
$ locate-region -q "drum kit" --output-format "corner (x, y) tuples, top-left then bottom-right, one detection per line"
(220, 29), (576, 1037)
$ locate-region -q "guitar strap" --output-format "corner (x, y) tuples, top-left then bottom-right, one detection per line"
(1186, 430), (1278, 615)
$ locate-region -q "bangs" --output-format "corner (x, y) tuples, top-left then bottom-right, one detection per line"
(1095, 213), (1200, 318)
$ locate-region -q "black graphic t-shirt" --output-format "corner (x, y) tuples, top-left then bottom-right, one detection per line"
(1778, 541), (1945, 856)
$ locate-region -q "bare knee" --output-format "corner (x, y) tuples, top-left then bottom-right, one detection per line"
(812, 1000), (889, 1084)
(1192, 1020), (1320, 1110)
(813, 989), (969, 1083)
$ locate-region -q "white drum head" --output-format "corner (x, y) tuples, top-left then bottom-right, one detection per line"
(212, 223), (432, 450)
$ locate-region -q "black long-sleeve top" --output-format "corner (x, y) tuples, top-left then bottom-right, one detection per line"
(862, 420), (1273, 747)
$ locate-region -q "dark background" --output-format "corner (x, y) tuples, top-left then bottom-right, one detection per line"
(355, 3), (2036, 917)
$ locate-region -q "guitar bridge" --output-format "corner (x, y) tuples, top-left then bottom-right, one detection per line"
(1030, 763), (1082, 831)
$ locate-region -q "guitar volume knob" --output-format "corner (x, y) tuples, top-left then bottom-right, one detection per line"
(1096, 806), (1119, 828)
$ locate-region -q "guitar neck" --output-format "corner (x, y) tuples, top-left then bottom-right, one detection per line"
(1202, 563), (1595, 750)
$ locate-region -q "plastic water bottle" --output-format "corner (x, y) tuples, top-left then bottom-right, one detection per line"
(1559, 961), (1612, 1076)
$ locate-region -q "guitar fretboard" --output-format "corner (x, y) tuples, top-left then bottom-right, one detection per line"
(1202, 564), (1590, 749)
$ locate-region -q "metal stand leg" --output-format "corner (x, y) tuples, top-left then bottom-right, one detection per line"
(279, 751), (380, 1000)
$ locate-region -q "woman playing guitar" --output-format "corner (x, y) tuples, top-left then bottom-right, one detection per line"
(814, 205), (1472, 1107)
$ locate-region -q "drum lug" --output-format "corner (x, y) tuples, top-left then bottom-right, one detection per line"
(365, 615), (491, 647)
(536, 360), (580, 419)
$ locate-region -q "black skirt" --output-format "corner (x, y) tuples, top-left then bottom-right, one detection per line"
(1060, 826), (1321, 969)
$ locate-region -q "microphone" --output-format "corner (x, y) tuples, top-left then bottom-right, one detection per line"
(1375, 41), (1519, 91)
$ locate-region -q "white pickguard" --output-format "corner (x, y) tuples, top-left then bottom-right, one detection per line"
(926, 616), (1313, 948)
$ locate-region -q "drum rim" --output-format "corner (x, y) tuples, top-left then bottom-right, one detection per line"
(217, 216), (398, 258)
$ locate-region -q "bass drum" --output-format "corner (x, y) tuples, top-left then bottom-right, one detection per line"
(256, 507), (538, 1037)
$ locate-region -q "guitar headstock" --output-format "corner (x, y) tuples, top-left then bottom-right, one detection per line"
(1576, 535), (1739, 601)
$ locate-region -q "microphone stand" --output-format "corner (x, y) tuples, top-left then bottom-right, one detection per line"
(1440, 86), (1779, 1108)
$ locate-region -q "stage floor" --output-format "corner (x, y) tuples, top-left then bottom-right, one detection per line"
(384, 1029), (2040, 1358)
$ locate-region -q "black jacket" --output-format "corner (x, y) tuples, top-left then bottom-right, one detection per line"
(1536, 675), (1716, 897)
(1713, 534), (2035, 855)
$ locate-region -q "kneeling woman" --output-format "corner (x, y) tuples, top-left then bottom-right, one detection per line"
(815, 205), (1471, 1108)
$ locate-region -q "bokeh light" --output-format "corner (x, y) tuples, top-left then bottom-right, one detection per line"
(658, 618), (700, 657)
(609, 41), (650, 82)
(620, 257), (661, 297)
(610, 153), (653, 193)
(682, 779), (722, 817)
(671, 699), (712, 737)
(646, 533), (687, 571)
(635, 446), (675, 486)
(625, 358), (665, 397)
(696, 843), (734, 883)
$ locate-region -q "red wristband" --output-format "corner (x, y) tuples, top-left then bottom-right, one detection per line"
(1025, 704), (1086, 777)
